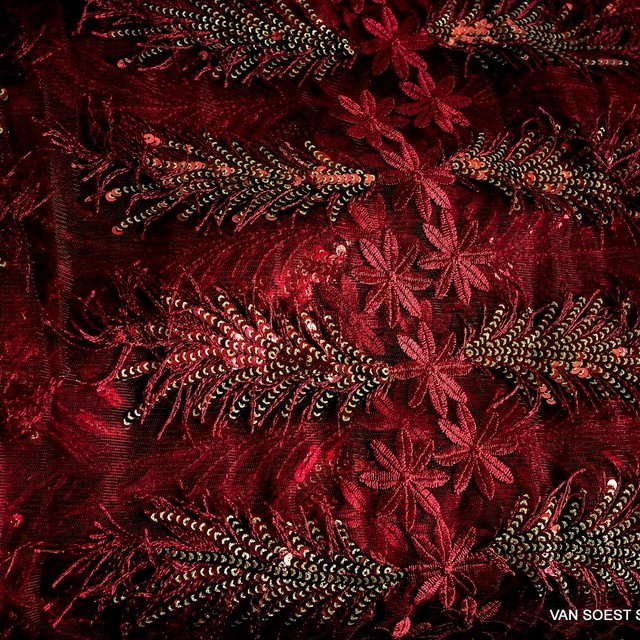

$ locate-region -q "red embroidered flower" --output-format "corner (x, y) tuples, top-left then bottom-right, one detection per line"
(435, 404), (516, 499)
(395, 323), (470, 416)
(353, 229), (431, 328)
(419, 208), (492, 305)
(361, 7), (430, 79)
(398, 70), (471, 132)
(338, 90), (406, 147)
(359, 429), (447, 529)
(379, 141), (453, 222)
(410, 521), (479, 608)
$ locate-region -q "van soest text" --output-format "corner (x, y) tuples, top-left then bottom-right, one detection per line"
(550, 609), (640, 622)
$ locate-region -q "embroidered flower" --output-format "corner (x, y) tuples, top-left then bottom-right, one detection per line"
(340, 474), (409, 558)
(435, 404), (516, 499)
(419, 208), (492, 306)
(395, 324), (470, 416)
(359, 429), (447, 529)
(353, 230), (431, 328)
(362, 7), (429, 79)
(379, 141), (453, 222)
(398, 70), (470, 133)
(338, 90), (406, 147)
(410, 522), (479, 608)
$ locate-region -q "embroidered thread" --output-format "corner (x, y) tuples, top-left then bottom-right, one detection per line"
(353, 229), (431, 328)
(435, 403), (516, 500)
(63, 501), (403, 631)
(83, 0), (355, 83)
(410, 520), (482, 609)
(66, 127), (375, 234)
(83, 278), (390, 431)
(490, 478), (640, 604)
(427, 0), (638, 70)
(450, 124), (640, 224)
(419, 206), (493, 306)
(394, 322), (471, 417)
(464, 294), (640, 407)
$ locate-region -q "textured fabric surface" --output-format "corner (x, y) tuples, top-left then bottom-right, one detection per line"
(2, 0), (640, 638)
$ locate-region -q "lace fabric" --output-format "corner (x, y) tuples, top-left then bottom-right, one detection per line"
(1, 0), (640, 638)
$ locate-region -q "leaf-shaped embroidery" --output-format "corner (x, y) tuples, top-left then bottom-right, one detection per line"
(489, 477), (640, 605)
(82, 0), (355, 84)
(56, 125), (376, 235)
(80, 276), (391, 432)
(0, 24), (45, 108)
(59, 500), (403, 632)
(450, 122), (640, 224)
(426, 0), (639, 71)
(0, 158), (48, 268)
(464, 293), (640, 408)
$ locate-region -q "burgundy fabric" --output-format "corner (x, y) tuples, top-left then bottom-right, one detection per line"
(2, 0), (640, 638)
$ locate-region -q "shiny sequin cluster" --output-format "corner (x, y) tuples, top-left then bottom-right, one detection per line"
(114, 287), (390, 429)
(427, 0), (636, 69)
(450, 127), (640, 223)
(491, 479), (640, 602)
(133, 507), (403, 628)
(103, 133), (375, 234)
(85, 0), (354, 83)
(464, 295), (640, 406)
(275, 242), (347, 305)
